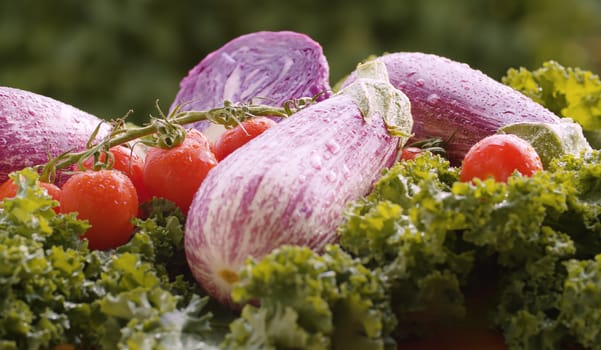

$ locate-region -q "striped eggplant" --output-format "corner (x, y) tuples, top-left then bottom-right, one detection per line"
(184, 61), (413, 306)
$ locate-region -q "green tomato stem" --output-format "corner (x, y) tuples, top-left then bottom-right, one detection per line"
(38, 103), (292, 183)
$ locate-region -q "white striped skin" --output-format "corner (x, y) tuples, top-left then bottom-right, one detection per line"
(0, 87), (110, 184)
(184, 94), (400, 306)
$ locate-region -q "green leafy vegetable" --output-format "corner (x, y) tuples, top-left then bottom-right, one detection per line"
(0, 168), (220, 349)
(561, 255), (601, 349)
(337, 151), (601, 349)
(503, 60), (601, 131)
(503, 61), (601, 148)
(222, 245), (397, 350)
(339, 154), (473, 337)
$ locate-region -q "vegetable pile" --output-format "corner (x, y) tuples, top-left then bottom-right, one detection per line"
(2, 30), (601, 350)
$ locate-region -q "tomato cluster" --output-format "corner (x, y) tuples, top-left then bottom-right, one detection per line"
(0, 117), (275, 250)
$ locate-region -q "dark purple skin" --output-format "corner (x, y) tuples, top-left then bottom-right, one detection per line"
(170, 31), (331, 133)
(0, 87), (111, 184)
(342, 52), (561, 165)
(184, 94), (400, 306)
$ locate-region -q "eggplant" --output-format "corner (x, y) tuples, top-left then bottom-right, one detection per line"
(342, 52), (562, 164)
(0, 87), (110, 184)
(184, 61), (413, 306)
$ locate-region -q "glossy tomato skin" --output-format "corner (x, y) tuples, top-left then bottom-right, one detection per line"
(460, 134), (543, 183)
(213, 117), (277, 161)
(0, 177), (62, 212)
(60, 170), (138, 250)
(82, 145), (151, 204)
(143, 129), (218, 214)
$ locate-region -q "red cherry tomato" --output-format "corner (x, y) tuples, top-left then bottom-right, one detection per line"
(460, 134), (543, 183)
(60, 170), (139, 250)
(400, 147), (424, 161)
(213, 117), (277, 161)
(0, 177), (62, 212)
(143, 129), (218, 214)
(82, 145), (151, 203)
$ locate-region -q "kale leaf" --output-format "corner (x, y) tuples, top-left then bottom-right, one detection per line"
(338, 151), (601, 349)
(0, 168), (218, 349)
(222, 245), (397, 350)
(503, 61), (601, 131)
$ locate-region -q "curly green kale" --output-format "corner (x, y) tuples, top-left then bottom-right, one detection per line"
(0, 168), (217, 349)
(222, 244), (397, 350)
(0, 169), (90, 349)
(503, 61), (601, 131)
(503, 61), (601, 148)
(339, 154), (475, 336)
(494, 151), (601, 350)
(561, 255), (601, 349)
(120, 197), (206, 304)
(338, 151), (601, 349)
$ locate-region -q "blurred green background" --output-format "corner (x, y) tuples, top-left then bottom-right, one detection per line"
(2, 0), (601, 125)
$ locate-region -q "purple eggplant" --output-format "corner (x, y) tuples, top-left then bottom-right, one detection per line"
(0, 87), (110, 184)
(342, 52), (561, 164)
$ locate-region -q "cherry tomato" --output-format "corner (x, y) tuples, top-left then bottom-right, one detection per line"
(460, 134), (543, 183)
(0, 177), (62, 212)
(213, 117), (276, 161)
(400, 147), (424, 161)
(60, 170), (138, 250)
(143, 129), (218, 213)
(82, 145), (151, 203)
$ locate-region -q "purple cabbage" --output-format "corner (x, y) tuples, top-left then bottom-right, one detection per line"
(170, 31), (331, 137)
